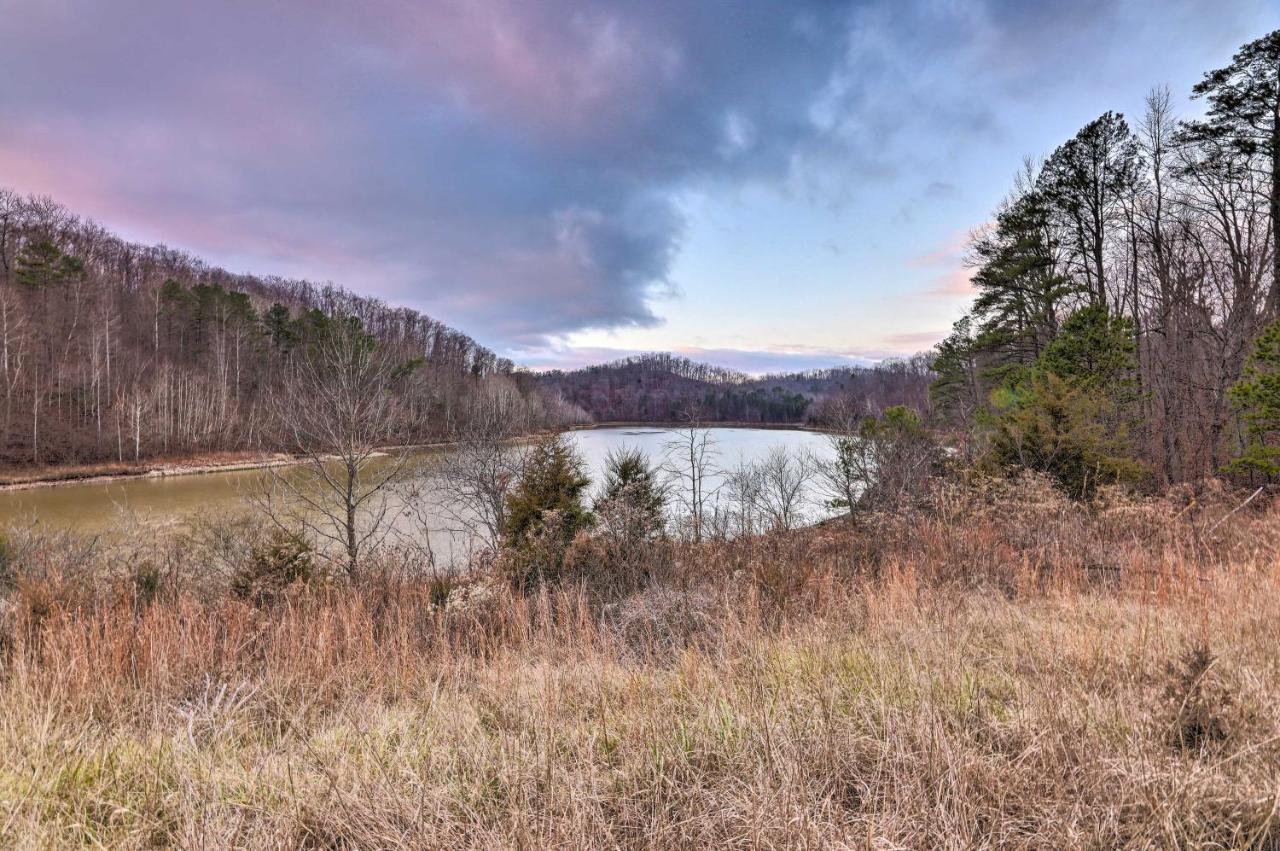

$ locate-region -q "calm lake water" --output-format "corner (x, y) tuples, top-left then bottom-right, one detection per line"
(0, 427), (835, 562)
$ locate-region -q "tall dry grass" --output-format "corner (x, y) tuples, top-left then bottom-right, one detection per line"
(0, 474), (1278, 848)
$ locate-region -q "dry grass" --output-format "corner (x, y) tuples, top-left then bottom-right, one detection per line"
(1, 475), (1279, 848)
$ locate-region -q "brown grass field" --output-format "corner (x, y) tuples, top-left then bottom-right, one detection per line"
(1, 474), (1278, 848)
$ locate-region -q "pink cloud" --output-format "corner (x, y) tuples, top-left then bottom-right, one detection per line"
(880, 329), (946, 348)
(906, 227), (978, 300)
(926, 265), (975, 298)
(344, 1), (681, 142)
(907, 229), (969, 268)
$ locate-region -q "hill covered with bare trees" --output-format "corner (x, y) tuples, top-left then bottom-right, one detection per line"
(0, 191), (570, 469)
(538, 352), (933, 424)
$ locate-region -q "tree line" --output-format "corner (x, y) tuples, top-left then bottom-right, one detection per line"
(0, 190), (569, 468)
(930, 29), (1280, 491)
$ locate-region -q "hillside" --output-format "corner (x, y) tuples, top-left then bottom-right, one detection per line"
(538, 352), (933, 424)
(0, 190), (565, 468)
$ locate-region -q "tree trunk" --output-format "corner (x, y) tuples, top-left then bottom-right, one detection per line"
(1270, 122), (1280, 317)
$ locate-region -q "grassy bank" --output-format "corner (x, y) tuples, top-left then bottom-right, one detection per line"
(0, 476), (1277, 847)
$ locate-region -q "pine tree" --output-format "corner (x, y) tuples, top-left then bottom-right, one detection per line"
(1227, 319), (1280, 477)
(1038, 304), (1137, 394)
(501, 434), (592, 587)
(263, 303), (296, 353)
(1038, 112), (1140, 306)
(14, 239), (83, 292)
(595, 446), (665, 535)
(1180, 30), (1280, 313)
(930, 316), (983, 431)
(990, 372), (1142, 498)
(969, 189), (1078, 384)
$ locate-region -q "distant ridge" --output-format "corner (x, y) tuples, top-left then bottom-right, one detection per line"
(539, 352), (932, 424)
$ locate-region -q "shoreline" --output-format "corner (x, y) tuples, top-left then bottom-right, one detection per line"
(0, 454), (306, 493)
(566, 420), (821, 432)
(0, 421), (827, 492)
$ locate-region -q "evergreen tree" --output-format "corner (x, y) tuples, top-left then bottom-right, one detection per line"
(159, 279), (194, 357)
(16, 240), (84, 362)
(1038, 304), (1137, 394)
(930, 317), (983, 431)
(14, 239), (83, 291)
(595, 446), (665, 535)
(1179, 29), (1280, 312)
(1227, 319), (1280, 477)
(989, 372), (1142, 498)
(263, 302), (296, 352)
(987, 305), (1140, 496)
(1038, 112), (1141, 306)
(969, 189), (1077, 384)
(501, 434), (592, 587)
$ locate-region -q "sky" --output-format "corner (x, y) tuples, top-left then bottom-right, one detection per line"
(0, 0), (1276, 373)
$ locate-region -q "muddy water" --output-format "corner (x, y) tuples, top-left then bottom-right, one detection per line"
(0, 427), (836, 561)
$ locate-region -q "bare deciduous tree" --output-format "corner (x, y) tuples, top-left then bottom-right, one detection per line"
(755, 446), (815, 532)
(716, 457), (764, 538)
(411, 381), (531, 556)
(661, 406), (720, 542)
(255, 320), (412, 579)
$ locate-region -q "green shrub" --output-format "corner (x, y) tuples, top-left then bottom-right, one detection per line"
(988, 372), (1142, 499)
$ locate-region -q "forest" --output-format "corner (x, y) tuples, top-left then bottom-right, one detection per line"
(0, 189), (934, 473)
(929, 30), (1280, 490)
(0, 191), (570, 469)
(539, 352), (932, 425)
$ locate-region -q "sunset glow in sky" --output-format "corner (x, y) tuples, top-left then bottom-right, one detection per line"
(1, 0), (1275, 372)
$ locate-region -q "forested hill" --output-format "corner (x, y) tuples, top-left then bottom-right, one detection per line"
(0, 190), (566, 468)
(538, 352), (933, 424)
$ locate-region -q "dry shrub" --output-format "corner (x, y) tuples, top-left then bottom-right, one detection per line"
(600, 583), (719, 658)
(1160, 642), (1260, 754)
(731, 529), (841, 619)
(562, 501), (674, 599)
(230, 529), (318, 604)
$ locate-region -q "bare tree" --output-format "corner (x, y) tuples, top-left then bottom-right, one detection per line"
(755, 446), (815, 531)
(412, 381), (530, 555)
(661, 406), (720, 542)
(716, 457), (764, 538)
(255, 320), (413, 579)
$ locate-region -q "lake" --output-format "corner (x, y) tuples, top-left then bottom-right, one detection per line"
(0, 427), (837, 562)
